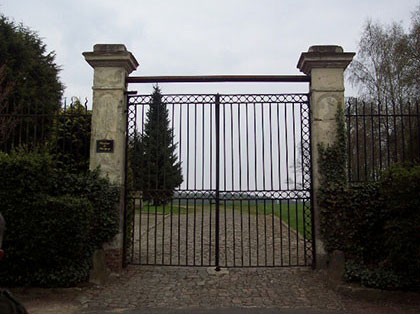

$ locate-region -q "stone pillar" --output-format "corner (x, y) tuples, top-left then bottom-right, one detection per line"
(83, 44), (139, 275)
(297, 46), (355, 268)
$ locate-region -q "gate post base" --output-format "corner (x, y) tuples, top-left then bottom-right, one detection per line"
(89, 249), (109, 285)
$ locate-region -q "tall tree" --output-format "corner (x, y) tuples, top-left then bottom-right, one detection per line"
(346, 8), (420, 180)
(348, 8), (420, 103)
(0, 15), (63, 151)
(132, 86), (183, 205)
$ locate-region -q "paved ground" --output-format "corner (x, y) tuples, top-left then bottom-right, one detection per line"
(130, 209), (312, 267)
(13, 265), (420, 314)
(10, 212), (420, 314)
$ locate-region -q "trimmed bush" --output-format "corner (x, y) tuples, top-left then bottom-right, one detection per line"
(0, 151), (119, 287)
(320, 163), (420, 290)
(318, 105), (420, 290)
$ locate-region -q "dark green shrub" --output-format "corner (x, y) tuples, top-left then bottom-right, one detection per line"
(49, 99), (91, 173)
(0, 151), (119, 287)
(341, 165), (420, 290)
(379, 165), (420, 287)
(318, 105), (420, 290)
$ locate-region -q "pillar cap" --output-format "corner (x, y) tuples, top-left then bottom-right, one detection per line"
(297, 45), (355, 75)
(83, 44), (139, 74)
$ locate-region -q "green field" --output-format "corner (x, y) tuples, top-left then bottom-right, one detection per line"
(134, 200), (311, 237)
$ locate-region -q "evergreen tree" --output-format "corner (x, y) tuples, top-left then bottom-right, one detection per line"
(0, 15), (63, 151)
(132, 86), (183, 205)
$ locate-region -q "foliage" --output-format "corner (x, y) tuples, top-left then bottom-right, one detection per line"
(0, 64), (18, 146)
(318, 103), (348, 251)
(49, 98), (91, 173)
(0, 15), (63, 148)
(348, 7), (420, 103)
(378, 165), (420, 284)
(0, 151), (119, 287)
(345, 98), (420, 182)
(131, 86), (183, 205)
(318, 104), (420, 290)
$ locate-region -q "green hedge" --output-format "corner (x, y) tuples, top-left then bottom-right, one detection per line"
(318, 105), (420, 290)
(341, 165), (420, 290)
(322, 167), (420, 290)
(0, 151), (119, 287)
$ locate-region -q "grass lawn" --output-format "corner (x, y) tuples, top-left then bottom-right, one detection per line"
(135, 200), (311, 237)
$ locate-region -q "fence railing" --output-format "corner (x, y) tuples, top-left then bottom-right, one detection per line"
(0, 97), (91, 171)
(345, 98), (420, 182)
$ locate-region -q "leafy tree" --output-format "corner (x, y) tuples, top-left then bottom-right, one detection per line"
(0, 15), (63, 150)
(347, 7), (420, 177)
(348, 8), (420, 103)
(49, 97), (91, 173)
(132, 86), (183, 205)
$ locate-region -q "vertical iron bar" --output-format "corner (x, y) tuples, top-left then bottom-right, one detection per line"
(161, 99), (167, 264)
(284, 103), (290, 190)
(178, 104), (182, 265)
(238, 103), (244, 267)
(345, 100), (350, 182)
(262, 103), (266, 191)
(139, 103), (145, 264)
(154, 98), (161, 265)
(378, 102), (383, 171)
(223, 99), (227, 267)
(201, 104), (205, 266)
(230, 102), (236, 266)
(417, 100), (420, 162)
(392, 101), (398, 163)
(209, 100), (213, 265)
(287, 199), (291, 265)
(385, 99), (391, 168)
(308, 96), (316, 268)
(186, 103), (190, 265)
(355, 100), (360, 181)
(271, 198), (275, 266)
(400, 101), (406, 162)
(292, 102), (297, 190)
(370, 100), (375, 180)
(407, 101), (413, 163)
(277, 101), (282, 190)
(363, 101), (367, 181)
(193, 104), (197, 265)
(123, 96), (130, 267)
(269, 102), (274, 190)
(215, 94), (221, 271)
(300, 103), (307, 265)
(295, 198), (299, 265)
(170, 102), (175, 264)
(254, 104), (259, 266)
(246, 102), (252, 266)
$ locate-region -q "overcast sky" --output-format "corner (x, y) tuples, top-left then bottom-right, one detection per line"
(1, 0), (419, 100)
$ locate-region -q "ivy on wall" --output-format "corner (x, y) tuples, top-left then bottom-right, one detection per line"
(317, 103), (348, 252)
(317, 103), (420, 291)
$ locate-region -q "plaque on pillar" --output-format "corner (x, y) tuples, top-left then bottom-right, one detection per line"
(96, 139), (114, 153)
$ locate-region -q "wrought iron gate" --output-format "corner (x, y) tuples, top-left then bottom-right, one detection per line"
(124, 80), (313, 268)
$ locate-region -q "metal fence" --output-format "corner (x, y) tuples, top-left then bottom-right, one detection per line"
(346, 98), (420, 182)
(0, 97), (91, 170)
(125, 92), (314, 268)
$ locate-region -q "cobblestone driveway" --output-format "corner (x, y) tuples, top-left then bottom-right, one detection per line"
(129, 208), (312, 267)
(79, 266), (420, 314)
(81, 266), (342, 312)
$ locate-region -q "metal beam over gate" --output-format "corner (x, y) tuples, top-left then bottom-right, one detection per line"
(127, 75), (311, 84)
